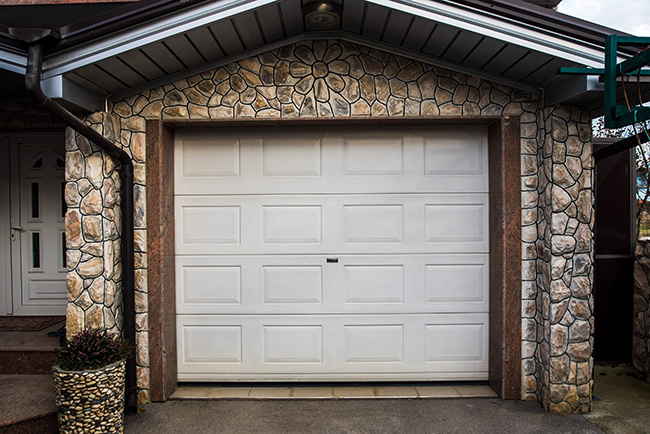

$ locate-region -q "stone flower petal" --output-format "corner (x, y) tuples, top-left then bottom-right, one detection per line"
(314, 78), (330, 103)
(290, 62), (312, 78)
(295, 75), (315, 95)
(325, 73), (345, 93)
(328, 60), (350, 75)
(323, 44), (342, 63)
(313, 40), (327, 61)
(295, 45), (316, 65)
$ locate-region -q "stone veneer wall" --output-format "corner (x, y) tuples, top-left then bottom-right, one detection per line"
(63, 112), (149, 403)
(59, 39), (595, 412)
(64, 113), (125, 337)
(530, 106), (595, 413)
(634, 239), (650, 381)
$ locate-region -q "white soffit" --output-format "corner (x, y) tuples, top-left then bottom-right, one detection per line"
(40, 0), (277, 78)
(39, 0), (615, 80)
(367, 0), (612, 67)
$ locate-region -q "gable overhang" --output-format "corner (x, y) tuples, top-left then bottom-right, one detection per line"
(1, 0), (647, 114)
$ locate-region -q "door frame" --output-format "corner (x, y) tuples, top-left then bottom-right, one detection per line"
(0, 131), (66, 316)
(145, 117), (522, 400)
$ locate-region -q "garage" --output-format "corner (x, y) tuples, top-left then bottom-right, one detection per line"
(174, 124), (490, 381)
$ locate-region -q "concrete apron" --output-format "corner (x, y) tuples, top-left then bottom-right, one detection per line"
(586, 364), (650, 434)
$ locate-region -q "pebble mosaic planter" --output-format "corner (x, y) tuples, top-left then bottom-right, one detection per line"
(52, 360), (126, 434)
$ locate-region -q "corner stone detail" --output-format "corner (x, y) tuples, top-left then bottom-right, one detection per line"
(65, 112), (124, 338)
(532, 106), (595, 414)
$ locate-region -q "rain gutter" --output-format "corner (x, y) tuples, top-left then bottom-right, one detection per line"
(22, 36), (138, 415)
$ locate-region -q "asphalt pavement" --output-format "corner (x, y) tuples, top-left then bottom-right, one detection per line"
(124, 398), (602, 434)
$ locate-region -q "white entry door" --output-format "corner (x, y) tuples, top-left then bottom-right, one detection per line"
(175, 125), (490, 381)
(9, 138), (67, 315)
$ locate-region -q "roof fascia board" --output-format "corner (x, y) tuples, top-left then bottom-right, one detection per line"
(367, 0), (617, 67)
(110, 31), (542, 102)
(0, 46), (28, 74)
(42, 74), (104, 112)
(543, 74), (603, 107)
(40, 0), (276, 78)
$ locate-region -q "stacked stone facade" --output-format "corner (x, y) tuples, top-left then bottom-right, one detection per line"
(64, 113), (124, 338)
(63, 112), (149, 403)
(531, 107), (595, 413)
(54, 40), (595, 412)
(634, 239), (650, 381)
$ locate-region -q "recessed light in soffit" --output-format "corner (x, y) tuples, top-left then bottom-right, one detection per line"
(303, 1), (342, 27)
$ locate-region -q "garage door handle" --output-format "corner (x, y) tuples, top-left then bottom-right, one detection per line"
(326, 258), (338, 263)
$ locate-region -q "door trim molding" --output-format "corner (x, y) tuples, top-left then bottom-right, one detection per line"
(146, 117), (521, 400)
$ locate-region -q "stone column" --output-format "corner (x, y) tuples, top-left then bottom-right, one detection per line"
(64, 112), (123, 337)
(535, 105), (594, 414)
(634, 240), (650, 381)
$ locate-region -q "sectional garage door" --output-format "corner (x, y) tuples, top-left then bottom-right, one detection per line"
(174, 125), (490, 381)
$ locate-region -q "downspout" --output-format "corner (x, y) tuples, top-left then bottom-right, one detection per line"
(25, 42), (138, 415)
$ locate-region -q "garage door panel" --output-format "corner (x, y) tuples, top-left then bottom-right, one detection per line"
(261, 136), (322, 177)
(262, 205), (322, 244)
(263, 266), (323, 304)
(176, 194), (489, 255)
(175, 126), (488, 195)
(176, 254), (488, 314)
(342, 135), (404, 176)
(180, 205), (241, 246)
(177, 314), (489, 380)
(175, 125), (490, 381)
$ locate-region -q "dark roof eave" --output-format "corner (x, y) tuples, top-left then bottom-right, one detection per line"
(4, 0), (637, 56)
(53, 0), (211, 51)
(0, 0), (640, 65)
(447, 0), (635, 51)
(0, 24), (28, 52)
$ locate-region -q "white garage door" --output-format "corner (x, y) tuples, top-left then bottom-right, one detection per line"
(175, 125), (489, 381)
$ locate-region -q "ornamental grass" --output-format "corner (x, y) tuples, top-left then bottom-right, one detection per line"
(57, 330), (133, 371)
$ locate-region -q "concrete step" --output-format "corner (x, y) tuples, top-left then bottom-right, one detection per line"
(0, 374), (58, 434)
(0, 324), (62, 375)
(0, 349), (57, 375)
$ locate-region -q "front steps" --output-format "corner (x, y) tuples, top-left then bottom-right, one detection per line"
(0, 323), (62, 433)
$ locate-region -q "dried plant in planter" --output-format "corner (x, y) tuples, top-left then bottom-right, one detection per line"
(53, 330), (134, 434)
(57, 330), (133, 370)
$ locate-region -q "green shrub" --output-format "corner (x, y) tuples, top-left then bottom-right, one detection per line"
(57, 330), (133, 371)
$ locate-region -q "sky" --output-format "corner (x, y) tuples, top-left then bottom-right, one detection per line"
(557, 0), (650, 36)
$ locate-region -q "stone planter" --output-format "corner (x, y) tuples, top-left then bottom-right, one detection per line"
(52, 360), (126, 433)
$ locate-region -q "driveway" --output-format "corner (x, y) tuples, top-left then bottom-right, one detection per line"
(125, 398), (601, 434)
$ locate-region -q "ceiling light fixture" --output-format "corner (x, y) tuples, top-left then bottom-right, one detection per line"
(303, 1), (342, 27)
